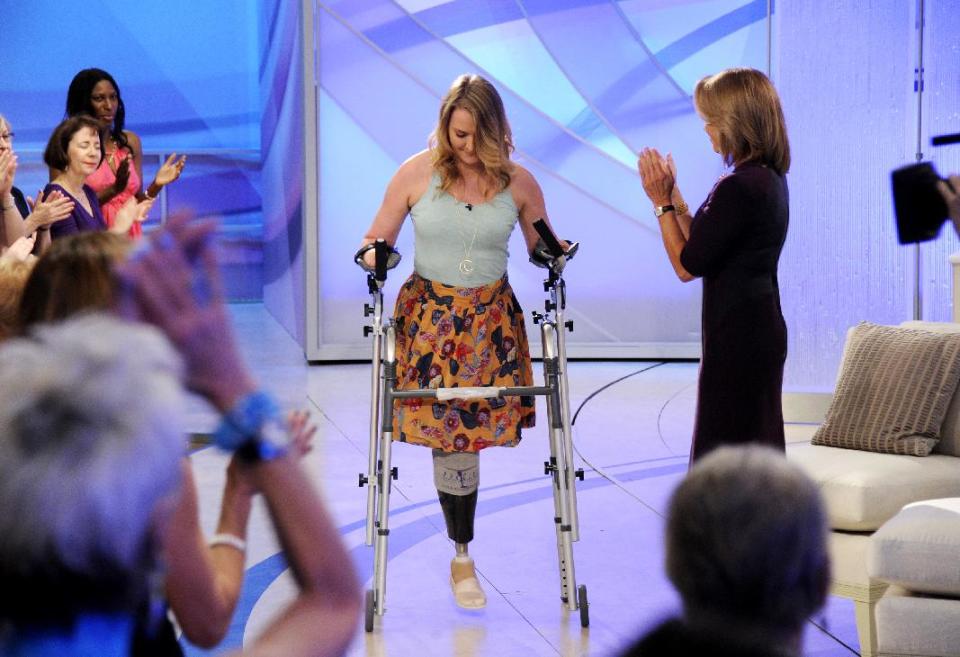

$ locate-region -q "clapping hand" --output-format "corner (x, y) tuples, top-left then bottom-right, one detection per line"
(638, 147), (675, 207)
(115, 212), (251, 412)
(154, 153), (187, 188)
(226, 409), (317, 496)
(113, 157), (131, 195)
(0, 150), (16, 197)
(111, 196), (154, 234)
(27, 189), (74, 230)
(1, 234), (36, 262)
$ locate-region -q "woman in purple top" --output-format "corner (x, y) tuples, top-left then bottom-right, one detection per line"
(42, 115), (151, 240)
(638, 68), (790, 463)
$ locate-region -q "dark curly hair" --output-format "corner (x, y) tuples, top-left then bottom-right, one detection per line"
(65, 68), (129, 150)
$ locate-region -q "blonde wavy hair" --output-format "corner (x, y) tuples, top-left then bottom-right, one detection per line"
(694, 68), (790, 175)
(430, 74), (514, 194)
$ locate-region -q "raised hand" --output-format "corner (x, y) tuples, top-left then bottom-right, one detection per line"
(27, 189), (75, 230)
(154, 153), (187, 188)
(111, 196), (154, 234)
(226, 409), (317, 496)
(0, 150), (17, 197)
(638, 147), (675, 207)
(287, 409), (317, 458)
(115, 213), (251, 411)
(1, 234), (35, 262)
(113, 157), (131, 194)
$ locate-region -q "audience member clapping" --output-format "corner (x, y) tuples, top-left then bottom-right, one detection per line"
(0, 235), (36, 340)
(0, 215), (361, 656)
(620, 446), (830, 657)
(43, 115), (152, 240)
(64, 69), (186, 239)
(0, 113), (74, 251)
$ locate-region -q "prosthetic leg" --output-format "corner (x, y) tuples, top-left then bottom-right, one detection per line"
(356, 224), (588, 632)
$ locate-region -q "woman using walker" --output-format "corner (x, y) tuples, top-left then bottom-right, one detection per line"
(359, 73), (567, 609)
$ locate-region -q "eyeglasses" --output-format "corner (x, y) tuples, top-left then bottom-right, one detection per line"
(0, 132), (14, 142)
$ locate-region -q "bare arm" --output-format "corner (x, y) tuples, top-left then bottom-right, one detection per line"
(510, 165), (569, 254)
(128, 131), (145, 197)
(163, 459), (253, 647)
(0, 151), (22, 248)
(237, 457), (360, 657)
(359, 151), (431, 265)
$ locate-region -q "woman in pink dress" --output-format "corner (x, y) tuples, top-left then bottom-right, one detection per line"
(63, 69), (186, 238)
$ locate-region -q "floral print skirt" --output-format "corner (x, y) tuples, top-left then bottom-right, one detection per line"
(392, 272), (536, 453)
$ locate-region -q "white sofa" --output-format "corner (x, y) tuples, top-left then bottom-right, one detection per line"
(868, 498), (960, 657)
(787, 320), (960, 657)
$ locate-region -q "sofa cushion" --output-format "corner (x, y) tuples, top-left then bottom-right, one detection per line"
(788, 443), (960, 530)
(875, 588), (960, 657)
(901, 321), (960, 457)
(869, 498), (960, 596)
(812, 322), (960, 456)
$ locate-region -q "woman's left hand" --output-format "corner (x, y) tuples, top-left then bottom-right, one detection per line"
(637, 147), (675, 207)
(154, 153), (187, 187)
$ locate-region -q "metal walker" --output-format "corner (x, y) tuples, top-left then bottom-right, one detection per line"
(355, 221), (588, 632)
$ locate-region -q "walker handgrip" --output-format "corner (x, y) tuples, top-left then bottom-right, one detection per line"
(374, 239), (389, 283)
(436, 386), (504, 401)
(533, 219), (565, 257)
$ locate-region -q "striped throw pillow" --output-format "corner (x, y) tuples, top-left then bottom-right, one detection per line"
(812, 322), (960, 456)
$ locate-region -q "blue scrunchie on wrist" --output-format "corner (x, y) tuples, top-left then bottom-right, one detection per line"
(213, 391), (283, 456)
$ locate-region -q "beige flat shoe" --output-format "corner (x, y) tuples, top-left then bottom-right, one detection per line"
(450, 558), (487, 609)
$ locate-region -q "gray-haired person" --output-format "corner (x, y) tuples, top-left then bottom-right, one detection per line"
(620, 446), (830, 657)
(0, 215), (360, 656)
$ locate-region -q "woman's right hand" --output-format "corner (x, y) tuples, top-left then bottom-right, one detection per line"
(0, 150), (16, 198)
(226, 409), (317, 497)
(26, 189), (74, 230)
(110, 196), (154, 234)
(1, 234), (36, 262)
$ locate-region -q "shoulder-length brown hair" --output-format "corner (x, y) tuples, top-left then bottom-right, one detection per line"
(694, 68), (790, 175)
(430, 74), (514, 194)
(18, 231), (131, 332)
(43, 114), (103, 172)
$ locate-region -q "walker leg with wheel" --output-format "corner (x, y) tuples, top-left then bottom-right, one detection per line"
(369, 325), (398, 629)
(355, 240), (402, 632)
(530, 220), (589, 627)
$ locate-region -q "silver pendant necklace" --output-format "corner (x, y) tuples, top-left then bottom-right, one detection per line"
(458, 203), (479, 277)
(455, 182), (480, 277)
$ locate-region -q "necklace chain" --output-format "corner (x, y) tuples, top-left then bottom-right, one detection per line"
(451, 176), (491, 278)
(457, 201), (479, 277)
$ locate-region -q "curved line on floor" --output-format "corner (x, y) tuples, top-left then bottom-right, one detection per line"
(182, 457), (687, 654)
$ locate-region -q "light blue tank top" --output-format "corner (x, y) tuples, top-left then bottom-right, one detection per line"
(410, 173), (519, 286)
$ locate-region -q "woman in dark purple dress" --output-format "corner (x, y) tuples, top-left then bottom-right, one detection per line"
(42, 115), (151, 240)
(638, 68), (790, 462)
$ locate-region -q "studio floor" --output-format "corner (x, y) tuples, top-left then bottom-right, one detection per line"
(182, 304), (861, 657)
